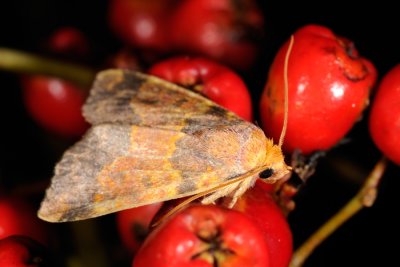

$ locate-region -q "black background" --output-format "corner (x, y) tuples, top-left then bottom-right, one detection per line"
(0, 1), (399, 266)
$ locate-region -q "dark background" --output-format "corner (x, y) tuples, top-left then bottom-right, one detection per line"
(0, 1), (399, 266)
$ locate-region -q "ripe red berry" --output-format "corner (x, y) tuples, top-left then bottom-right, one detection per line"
(21, 76), (89, 138)
(148, 56), (253, 121)
(116, 203), (162, 253)
(0, 196), (49, 245)
(233, 181), (292, 267)
(169, 0), (264, 70)
(0, 235), (48, 267)
(47, 27), (89, 57)
(20, 26), (91, 138)
(260, 24), (377, 154)
(369, 64), (400, 164)
(108, 0), (176, 53)
(133, 205), (270, 267)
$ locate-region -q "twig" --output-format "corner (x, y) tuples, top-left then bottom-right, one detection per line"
(0, 47), (95, 87)
(289, 156), (388, 267)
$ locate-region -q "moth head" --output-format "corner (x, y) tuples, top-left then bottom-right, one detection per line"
(258, 139), (291, 183)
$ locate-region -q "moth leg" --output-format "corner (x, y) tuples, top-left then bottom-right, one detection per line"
(228, 177), (258, 208)
(201, 182), (240, 205)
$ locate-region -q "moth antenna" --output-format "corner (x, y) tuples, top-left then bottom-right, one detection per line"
(278, 35), (294, 148)
(152, 166), (266, 227)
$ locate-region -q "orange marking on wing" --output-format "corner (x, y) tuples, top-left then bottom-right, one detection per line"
(94, 194), (104, 202)
(129, 125), (185, 157)
(138, 177), (179, 203)
(195, 173), (220, 188)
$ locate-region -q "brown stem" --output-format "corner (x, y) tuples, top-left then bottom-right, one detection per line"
(289, 156), (388, 267)
(0, 47), (95, 87)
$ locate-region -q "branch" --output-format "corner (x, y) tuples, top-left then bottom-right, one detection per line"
(289, 156), (388, 267)
(0, 47), (95, 87)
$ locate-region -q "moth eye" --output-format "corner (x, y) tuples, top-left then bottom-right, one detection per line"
(259, 168), (274, 179)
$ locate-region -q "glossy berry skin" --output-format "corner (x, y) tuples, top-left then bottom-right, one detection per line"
(0, 196), (49, 245)
(169, 0), (264, 70)
(132, 205), (270, 267)
(0, 235), (48, 267)
(260, 24), (377, 154)
(21, 76), (89, 138)
(232, 181), (292, 267)
(369, 64), (400, 164)
(116, 202), (162, 253)
(148, 56), (253, 121)
(108, 0), (175, 52)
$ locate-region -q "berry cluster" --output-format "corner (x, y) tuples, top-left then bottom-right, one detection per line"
(0, 1), (398, 267)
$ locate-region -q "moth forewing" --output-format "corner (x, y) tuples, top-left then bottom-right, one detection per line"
(38, 69), (288, 222)
(39, 36), (294, 224)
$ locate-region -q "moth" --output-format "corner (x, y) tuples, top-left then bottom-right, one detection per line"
(38, 39), (294, 223)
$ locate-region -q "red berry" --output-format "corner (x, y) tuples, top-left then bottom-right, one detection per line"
(148, 56), (253, 121)
(0, 196), (49, 245)
(116, 202), (162, 253)
(0, 235), (48, 267)
(47, 27), (89, 57)
(233, 181), (292, 267)
(260, 24), (377, 154)
(21, 76), (89, 138)
(169, 0), (264, 70)
(369, 64), (400, 164)
(108, 0), (176, 52)
(133, 205), (270, 267)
